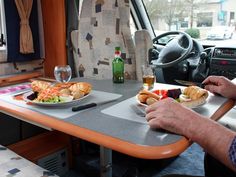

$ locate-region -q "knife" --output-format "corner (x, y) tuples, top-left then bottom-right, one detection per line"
(72, 98), (120, 112)
(174, 79), (205, 88)
(130, 104), (146, 117)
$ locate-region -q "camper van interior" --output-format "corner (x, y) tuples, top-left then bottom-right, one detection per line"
(0, 0), (236, 177)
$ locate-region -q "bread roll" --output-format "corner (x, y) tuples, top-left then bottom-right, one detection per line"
(69, 82), (92, 95)
(138, 89), (161, 100)
(137, 89), (161, 105)
(31, 80), (51, 93)
(183, 86), (208, 100)
(54, 82), (76, 89)
(137, 94), (149, 103)
(72, 91), (85, 99)
(146, 97), (158, 105)
(181, 86), (208, 108)
(59, 88), (71, 96)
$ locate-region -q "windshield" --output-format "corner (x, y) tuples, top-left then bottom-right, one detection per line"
(142, 0), (236, 46)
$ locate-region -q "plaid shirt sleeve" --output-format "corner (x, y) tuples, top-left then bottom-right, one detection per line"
(229, 136), (236, 169)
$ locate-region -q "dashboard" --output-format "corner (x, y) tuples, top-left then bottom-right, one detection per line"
(213, 48), (236, 58)
(209, 47), (236, 79)
(151, 34), (236, 83)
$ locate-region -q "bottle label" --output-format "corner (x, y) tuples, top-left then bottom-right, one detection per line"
(113, 47), (124, 83)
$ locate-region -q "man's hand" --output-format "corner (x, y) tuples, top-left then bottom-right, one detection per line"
(145, 97), (201, 138)
(203, 76), (236, 99)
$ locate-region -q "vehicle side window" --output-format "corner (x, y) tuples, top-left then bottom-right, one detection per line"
(0, 1), (6, 47)
(0, 0), (7, 64)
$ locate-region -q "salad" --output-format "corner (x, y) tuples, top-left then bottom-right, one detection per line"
(30, 80), (91, 104)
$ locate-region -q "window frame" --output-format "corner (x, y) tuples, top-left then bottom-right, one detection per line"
(130, 0), (155, 39)
(0, 0), (6, 49)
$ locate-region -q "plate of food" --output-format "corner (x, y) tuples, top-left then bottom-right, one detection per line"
(136, 86), (209, 108)
(23, 80), (92, 107)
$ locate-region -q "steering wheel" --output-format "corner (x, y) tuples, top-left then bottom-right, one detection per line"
(151, 31), (193, 68)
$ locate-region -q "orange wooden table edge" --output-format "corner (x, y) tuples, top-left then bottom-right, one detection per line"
(0, 71), (43, 86)
(0, 100), (190, 159)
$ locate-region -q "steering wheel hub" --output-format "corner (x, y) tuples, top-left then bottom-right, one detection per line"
(152, 31), (193, 68)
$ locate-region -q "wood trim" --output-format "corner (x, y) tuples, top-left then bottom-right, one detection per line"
(0, 101), (190, 159)
(7, 130), (72, 166)
(41, 0), (67, 78)
(0, 71), (43, 86)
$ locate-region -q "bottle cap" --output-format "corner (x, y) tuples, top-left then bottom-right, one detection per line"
(115, 47), (121, 51)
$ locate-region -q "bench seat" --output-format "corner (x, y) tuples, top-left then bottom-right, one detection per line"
(0, 145), (58, 177)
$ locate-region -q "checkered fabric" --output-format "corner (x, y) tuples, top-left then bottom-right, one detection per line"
(0, 145), (58, 177)
(229, 136), (236, 169)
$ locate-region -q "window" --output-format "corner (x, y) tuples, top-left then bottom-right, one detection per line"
(197, 12), (213, 27)
(0, 0), (6, 47)
(180, 21), (188, 28)
(142, 0), (236, 42)
(129, 16), (136, 36)
(0, 1), (6, 47)
(230, 12), (235, 21)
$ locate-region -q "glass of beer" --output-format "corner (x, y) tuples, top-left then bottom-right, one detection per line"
(141, 65), (155, 90)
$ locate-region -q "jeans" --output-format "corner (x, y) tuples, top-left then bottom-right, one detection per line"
(162, 153), (236, 177)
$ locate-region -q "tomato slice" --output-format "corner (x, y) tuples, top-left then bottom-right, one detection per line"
(152, 90), (168, 99)
(152, 89), (182, 100)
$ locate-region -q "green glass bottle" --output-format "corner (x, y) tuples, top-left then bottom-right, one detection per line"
(112, 47), (124, 83)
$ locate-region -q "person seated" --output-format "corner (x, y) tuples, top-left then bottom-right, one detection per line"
(145, 76), (236, 177)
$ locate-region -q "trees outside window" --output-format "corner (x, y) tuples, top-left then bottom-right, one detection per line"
(143, 0), (206, 30)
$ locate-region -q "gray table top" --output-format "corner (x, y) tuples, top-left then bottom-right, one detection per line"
(64, 78), (236, 146)
(64, 78), (181, 142)
(1, 78), (234, 159)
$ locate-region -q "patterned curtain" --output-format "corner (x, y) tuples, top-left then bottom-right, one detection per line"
(76, 0), (136, 80)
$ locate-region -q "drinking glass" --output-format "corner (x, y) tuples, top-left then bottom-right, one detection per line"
(54, 65), (72, 83)
(141, 65), (155, 90)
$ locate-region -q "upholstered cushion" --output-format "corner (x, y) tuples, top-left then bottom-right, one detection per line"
(134, 30), (153, 81)
(76, 0), (136, 80)
(0, 145), (58, 177)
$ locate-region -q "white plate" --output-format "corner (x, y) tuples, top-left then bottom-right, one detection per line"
(179, 96), (207, 109)
(23, 91), (90, 107)
(135, 93), (207, 109)
(135, 94), (148, 107)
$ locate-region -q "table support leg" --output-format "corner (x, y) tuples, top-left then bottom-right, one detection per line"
(100, 146), (112, 177)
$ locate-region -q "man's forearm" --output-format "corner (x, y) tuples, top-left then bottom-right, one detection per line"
(188, 116), (236, 171)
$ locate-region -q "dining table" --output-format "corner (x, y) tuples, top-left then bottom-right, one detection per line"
(0, 77), (235, 177)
